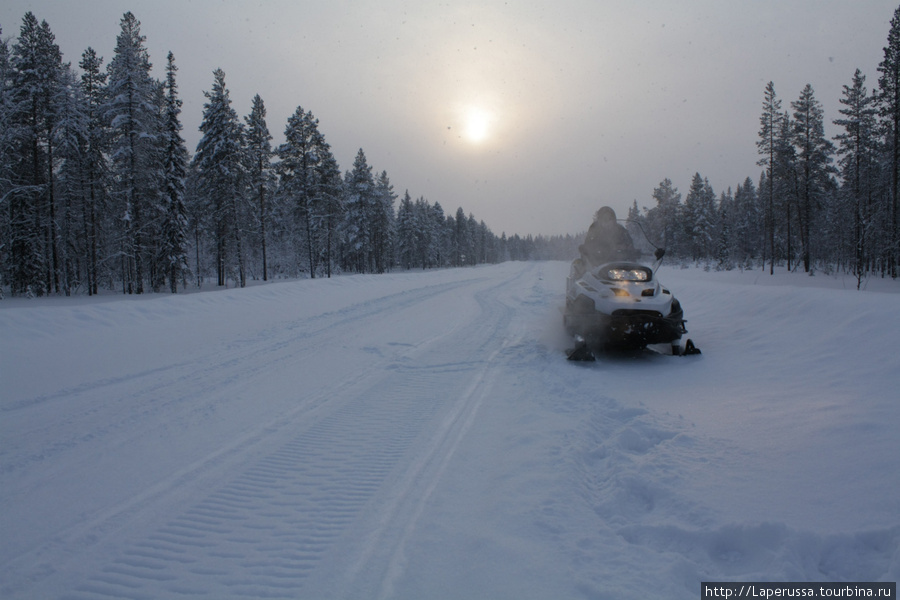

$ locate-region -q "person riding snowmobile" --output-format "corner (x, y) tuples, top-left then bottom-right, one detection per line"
(573, 206), (640, 277)
(564, 205), (699, 358)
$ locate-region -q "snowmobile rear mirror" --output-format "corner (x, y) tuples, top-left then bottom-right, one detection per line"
(655, 248), (666, 260)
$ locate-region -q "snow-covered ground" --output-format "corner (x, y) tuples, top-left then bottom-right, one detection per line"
(1, 261), (898, 599)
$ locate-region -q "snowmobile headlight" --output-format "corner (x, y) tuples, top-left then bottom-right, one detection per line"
(606, 267), (650, 282)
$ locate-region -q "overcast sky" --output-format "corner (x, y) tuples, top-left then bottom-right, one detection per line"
(1, 1), (896, 236)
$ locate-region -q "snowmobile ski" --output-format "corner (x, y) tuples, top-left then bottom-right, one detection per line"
(566, 338), (596, 361)
(679, 338), (701, 356)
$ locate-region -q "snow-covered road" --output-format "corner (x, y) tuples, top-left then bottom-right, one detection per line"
(1, 262), (898, 599)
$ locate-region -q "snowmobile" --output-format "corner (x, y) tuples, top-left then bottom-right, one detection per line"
(564, 248), (700, 361)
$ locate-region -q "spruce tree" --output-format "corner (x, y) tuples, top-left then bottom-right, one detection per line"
(757, 81), (782, 274)
(792, 84), (835, 272)
(396, 190), (416, 270)
(878, 4), (900, 277)
(244, 94), (272, 281)
(648, 178), (682, 254)
(468, 213), (480, 264)
(715, 189), (734, 271)
(9, 13), (65, 295)
(775, 110), (799, 270)
(454, 207), (468, 266)
(835, 69), (879, 285)
(147, 77), (168, 292)
(683, 173), (717, 261)
(313, 142), (343, 278)
(161, 52), (189, 293)
(276, 106), (320, 277)
(342, 149), (375, 273)
(733, 177), (762, 266)
(417, 197), (437, 268)
(54, 65), (89, 295)
(371, 171), (396, 273)
(193, 68), (246, 287)
(105, 12), (159, 294)
(431, 201), (446, 267)
(0, 28), (10, 296)
(78, 47), (108, 295)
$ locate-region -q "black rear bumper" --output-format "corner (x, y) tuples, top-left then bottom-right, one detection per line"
(564, 304), (687, 350)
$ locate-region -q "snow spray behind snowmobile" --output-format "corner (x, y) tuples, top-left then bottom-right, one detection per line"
(564, 207), (699, 360)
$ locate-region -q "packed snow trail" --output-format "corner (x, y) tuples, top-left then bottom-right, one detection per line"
(1, 264), (543, 599)
(1, 262), (898, 599)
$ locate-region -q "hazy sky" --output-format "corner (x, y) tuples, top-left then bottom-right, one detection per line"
(1, 1), (895, 236)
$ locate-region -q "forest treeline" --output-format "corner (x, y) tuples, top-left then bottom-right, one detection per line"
(628, 9), (900, 287)
(2, 9), (899, 297)
(0, 11), (577, 297)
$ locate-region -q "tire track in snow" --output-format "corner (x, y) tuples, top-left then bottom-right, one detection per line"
(43, 266), (532, 600)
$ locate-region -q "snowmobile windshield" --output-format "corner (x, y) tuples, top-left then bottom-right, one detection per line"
(604, 266), (652, 282)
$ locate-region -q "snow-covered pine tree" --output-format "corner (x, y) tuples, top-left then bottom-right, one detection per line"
(647, 178), (682, 256)
(0, 28), (10, 297)
(244, 94), (272, 281)
(453, 207), (467, 267)
(733, 177), (762, 267)
(105, 12), (161, 294)
(792, 84), (835, 273)
(878, 4), (900, 277)
(341, 149), (375, 273)
(408, 197), (427, 269)
(445, 211), (457, 265)
(430, 201), (446, 268)
(683, 173), (717, 262)
(276, 106), (322, 277)
(466, 213), (479, 265)
(160, 52), (189, 293)
(371, 171), (396, 273)
(396, 190), (416, 270)
(53, 65), (89, 296)
(184, 161), (207, 287)
(143, 78), (168, 292)
(78, 47), (109, 295)
(193, 68), (246, 287)
(415, 197), (435, 269)
(8, 13), (66, 296)
(477, 219), (494, 264)
(757, 81), (782, 274)
(312, 140), (343, 278)
(715, 189), (734, 271)
(834, 70), (880, 284)
(774, 110), (799, 270)
(498, 232), (509, 262)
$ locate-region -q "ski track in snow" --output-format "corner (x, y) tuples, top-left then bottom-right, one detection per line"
(1, 262), (898, 599)
(1, 266), (530, 599)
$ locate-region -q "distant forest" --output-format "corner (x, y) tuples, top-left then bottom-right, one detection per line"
(629, 7), (900, 287)
(1, 8), (898, 297)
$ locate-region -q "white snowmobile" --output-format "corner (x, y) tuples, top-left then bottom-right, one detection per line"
(564, 243), (699, 361)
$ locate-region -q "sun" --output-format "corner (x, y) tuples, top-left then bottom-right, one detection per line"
(463, 106), (492, 144)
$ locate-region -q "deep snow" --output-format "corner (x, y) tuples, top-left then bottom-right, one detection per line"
(1, 261), (898, 599)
